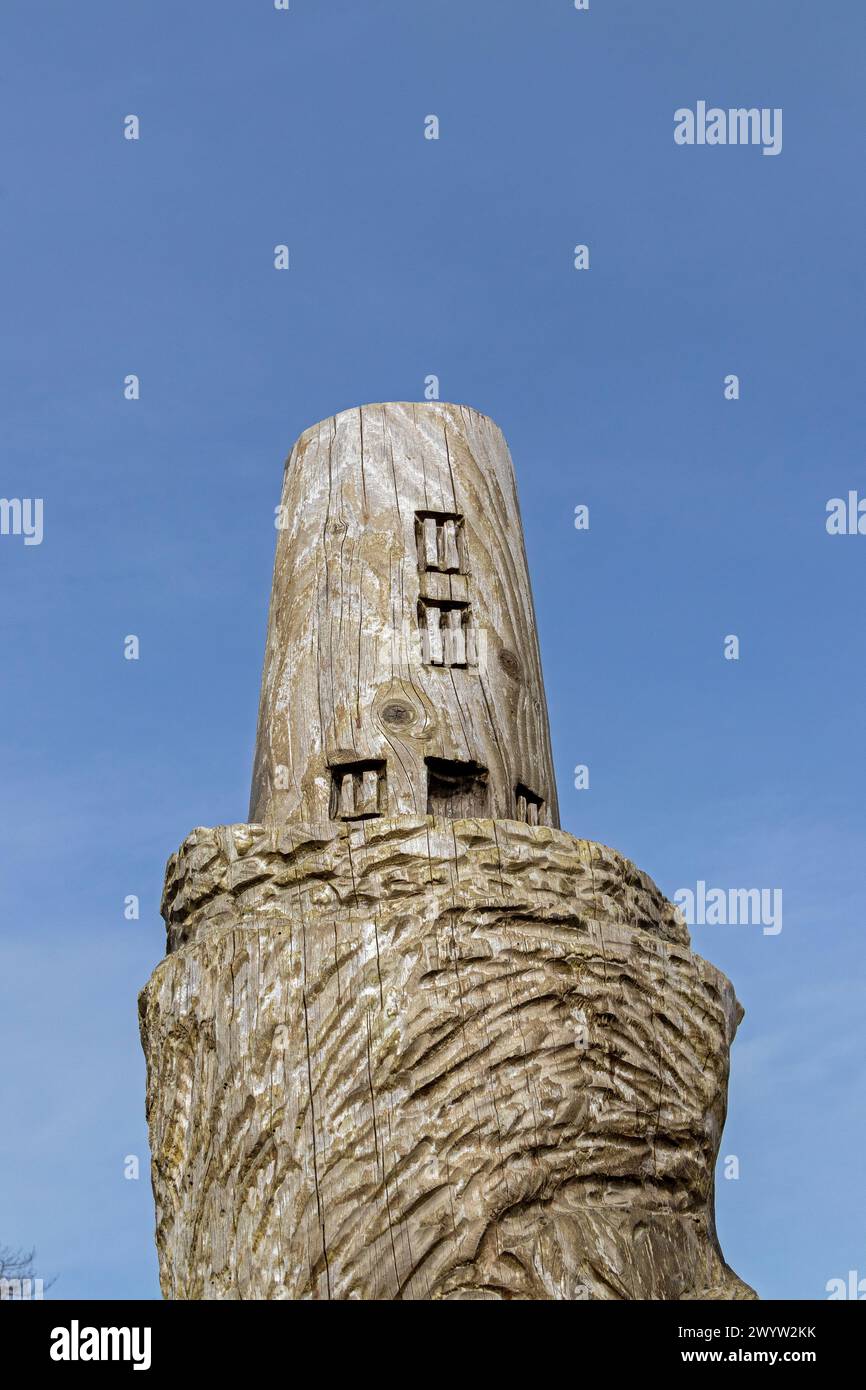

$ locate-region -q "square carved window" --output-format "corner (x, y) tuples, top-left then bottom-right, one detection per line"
(515, 784), (544, 826)
(415, 511), (465, 574)
(418, 598), (477, 667)
(426, 758), (489, 819)
(330, 760), (386, 821)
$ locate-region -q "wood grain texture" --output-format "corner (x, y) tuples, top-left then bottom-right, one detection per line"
(249, 403), (559, 829)
(140, 816), (754, 1300)
(141, 404), (754, 1300)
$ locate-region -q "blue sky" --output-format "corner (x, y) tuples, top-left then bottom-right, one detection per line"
(1, 0), (864, 1300)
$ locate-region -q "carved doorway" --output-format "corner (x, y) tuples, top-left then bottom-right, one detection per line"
(425, 757), (489, 818)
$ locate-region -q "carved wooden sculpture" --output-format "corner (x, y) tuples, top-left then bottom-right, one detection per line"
(139, 402), (755, 1300)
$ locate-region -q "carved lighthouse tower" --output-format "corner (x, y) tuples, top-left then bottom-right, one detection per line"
(250, 403), (557, 832)
(140, 402), (754, 1301)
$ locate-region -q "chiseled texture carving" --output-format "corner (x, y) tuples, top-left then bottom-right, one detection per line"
(140, 403), (754, 1299)
(140, 817), (755, 1300)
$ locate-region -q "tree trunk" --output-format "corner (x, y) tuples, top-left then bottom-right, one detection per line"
(139, 404), (754, 1300)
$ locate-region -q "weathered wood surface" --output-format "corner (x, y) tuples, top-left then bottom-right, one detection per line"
(141, 403), (753, 1299)
(140, 817), (754, 1300)
(249, 403), (559, 829)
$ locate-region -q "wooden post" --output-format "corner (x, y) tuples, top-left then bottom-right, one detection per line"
(139, 404), (754, 1301)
